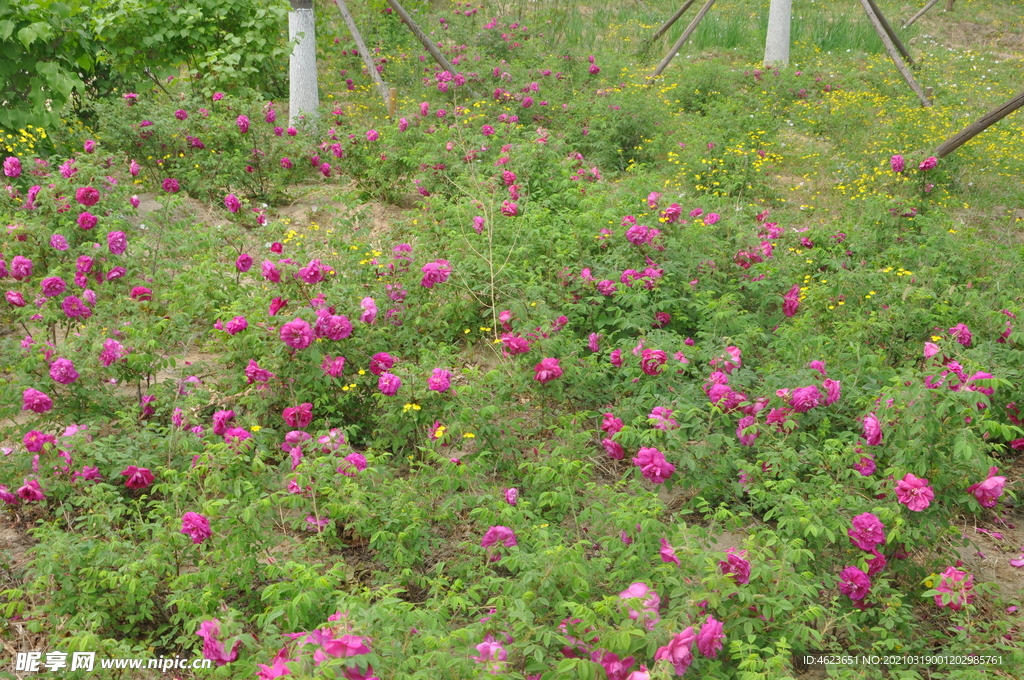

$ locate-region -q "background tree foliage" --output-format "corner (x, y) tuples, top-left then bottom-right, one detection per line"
(1, 0), (292, 136)
(89, 0), (292, 99)
(0, 0), (94, 130)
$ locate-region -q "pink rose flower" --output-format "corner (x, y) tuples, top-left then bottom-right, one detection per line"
(640, 349), (667, 376)
(633, 447), (674, 484)
(280, 318), (313, 349)
(22, 388), (53, 413)
(696, 616), (726, 658)
(369, 352), (394, 376)
(718, 548), (751, 584)
(602, 438), (624, 460)
(244, 360), (274, 384)
(783, 283), (800, 317)
(823, 378), (842, 405)
(838, 565), (872, 601)
(3, 156), (21, 178)
(378, 372), (401, 396)
(428, 368), (453, 392)
(789, 385), (823, 413)
(862, 412), (883, 446)
(654, 627), (695, 675)
(948, 323), (972, 347)
(50, 358), (79, 384)
(895, 473), (934, 511)
(121, 465), (155, 489)
(181, 512), (212, 544)
(966, 467), (1005, 509)
(934, 566), (974, 610)
(736, 415), (758, 446)
(420, 260), (452, 288)
(18, 479), (46, 501)
(660, 538), (680, 566)
(197, 619), (240, 666)
(848, 512), (885, 552)
(282, 403), (313, 428)
(534, 357), (562, 383)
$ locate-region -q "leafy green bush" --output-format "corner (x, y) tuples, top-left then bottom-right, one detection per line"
(0, 0), (96, 131)
(89, 0), (292, 98)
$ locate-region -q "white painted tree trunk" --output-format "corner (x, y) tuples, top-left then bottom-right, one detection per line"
(764, 0), (792, 67)
(289, 0), (319, 125)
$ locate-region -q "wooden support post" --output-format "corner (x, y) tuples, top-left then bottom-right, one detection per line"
(650, 0), (716, 80)
(903, 0), (940, 28)
(946, 0), (955, 11)
(334, 0), (389, 108)
(936, 89), (1024, 158)
(864, 0), (914, 67)
(649, 0), (698, 44)
(859, 0), (930, 107)
(388, 87), (398, 117)
(385, 0), (481, 98)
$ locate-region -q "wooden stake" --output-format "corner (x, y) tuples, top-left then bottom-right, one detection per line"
(859, 0), (930, 107)
(648, 0), (698, 44)
(650, 0), (716, 80)
(936, 89), (1024, 158)
(334, 0), (389, 107)
(385, 0), (481, 98)
(946, 0), (955, 11)
(864, 0), (913, 67)
(903, 0), (940, 29)
(388, 87), (398, 117)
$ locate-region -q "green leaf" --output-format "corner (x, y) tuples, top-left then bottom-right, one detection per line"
(17, 25), (36, 49)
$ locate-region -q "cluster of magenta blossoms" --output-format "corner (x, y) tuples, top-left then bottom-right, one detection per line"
(548, 577), (727, 678)
(837, 512), (887, 608)
(255, 611), (377, 679)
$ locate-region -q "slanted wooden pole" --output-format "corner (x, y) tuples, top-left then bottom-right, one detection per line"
(334, 0), (389, 108)
(649, 0), (698, 44)
(385, 0), (481, 98)
(903, 0), (940, 29)
(936, 89), (1024, 158)
(650, 0), (716, 79)
(864, 0), (913, 67)
(859, 0), (930, 107)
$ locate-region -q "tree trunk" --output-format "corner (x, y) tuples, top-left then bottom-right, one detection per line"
(763, 0), (792, 67)
(289, 0), (319, 125)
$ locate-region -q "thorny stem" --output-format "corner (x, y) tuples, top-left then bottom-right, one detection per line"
(444, 177), (524, 343)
